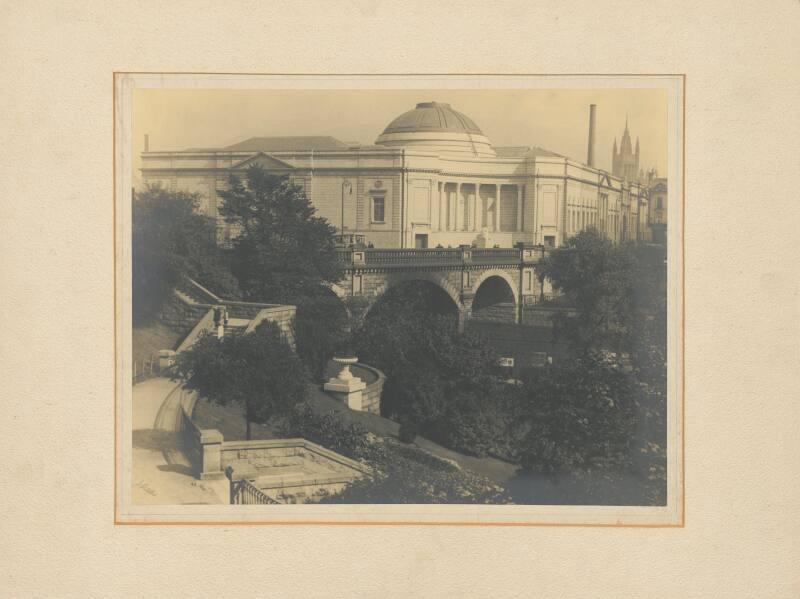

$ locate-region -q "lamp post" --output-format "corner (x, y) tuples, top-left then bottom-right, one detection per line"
(341, 179), (352, 242)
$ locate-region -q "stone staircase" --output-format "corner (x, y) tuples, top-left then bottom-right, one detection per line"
(222, 318), (250, 339)
(171, 277), (298, 352)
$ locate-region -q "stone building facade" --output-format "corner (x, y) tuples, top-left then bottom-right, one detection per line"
(648, 177), (668, 245)
(141, 102), (656, 249)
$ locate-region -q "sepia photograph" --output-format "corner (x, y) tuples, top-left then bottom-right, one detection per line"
(116, 75), (683, 524)
(9, 0), (800, 595)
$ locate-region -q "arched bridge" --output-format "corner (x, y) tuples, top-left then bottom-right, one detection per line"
(332, 246), (552, 330)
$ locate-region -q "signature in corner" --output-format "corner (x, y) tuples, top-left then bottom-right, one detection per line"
(135, 480), (157, 496)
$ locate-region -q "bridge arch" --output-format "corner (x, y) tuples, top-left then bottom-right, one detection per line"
(365, 272), (463, 324)
(373, 272), (463, 312)
(471, 269), (519, 323)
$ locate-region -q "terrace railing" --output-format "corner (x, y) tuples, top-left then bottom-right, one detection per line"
(231, 478), (280, 505)
(336, 246), (547, 268)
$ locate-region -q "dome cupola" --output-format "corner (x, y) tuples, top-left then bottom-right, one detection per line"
(375, 102), (495, 157)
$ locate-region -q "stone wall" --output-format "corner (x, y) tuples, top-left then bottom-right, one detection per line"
(520, 305), (571, 327)
(220, 438), (370, 503)
(162, 278), (298, 351)
(357, 363), (386, 415)
(246, 305), (297, 350)
(471, 302), (517, 323)
(466, 320), (569, 376)
(159, 291), (209, 335)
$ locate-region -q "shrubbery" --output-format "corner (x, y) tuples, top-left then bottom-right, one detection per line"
(279, 402), (382, 462)
(516, 352), (637, 475)
(281, 403), (513, 504)
(355, 298), (507, 458)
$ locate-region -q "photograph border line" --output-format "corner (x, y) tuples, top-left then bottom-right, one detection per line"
(113, 72), (685, 527)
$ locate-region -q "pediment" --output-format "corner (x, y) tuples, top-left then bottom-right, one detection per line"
(230, 152), (295, 171)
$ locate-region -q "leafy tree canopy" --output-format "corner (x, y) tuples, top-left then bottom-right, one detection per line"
(218, 165), (343, 304)
(173, 321), (308, 440)
(292, 292), (351, 383)
(353, 284), (507, 455)
(132, 185), (239, 324)
(516, 352), (637, 475)
(537, 228), (666, 357)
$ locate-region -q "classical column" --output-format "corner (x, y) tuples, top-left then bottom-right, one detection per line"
(438, 182), (443, 231)
(516, 185), (524, 232)
(471, 184), (479, 231)
(494, 184), (500, 232)
(456, 183), (463, 231)
(451, 184), (457, 231)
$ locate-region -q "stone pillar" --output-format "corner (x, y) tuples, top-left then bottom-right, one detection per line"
(516, 185), (524, 232)
(494, 184), (500, 232)
(199, 429), (224, 480)
(471, 184), (478, 231)
(447, 183), (458, 231)
(158, 349), (176, 371)
(324, 358), (367, 411)
(438, 182), (443, 231)
(455, 183), (462, 231)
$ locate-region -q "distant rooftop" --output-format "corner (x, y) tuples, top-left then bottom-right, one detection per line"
(494, 146), (564, 159)
(187, 136), (351, 152)
(178, 137), (567, 159)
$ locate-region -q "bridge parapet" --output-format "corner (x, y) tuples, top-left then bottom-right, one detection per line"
(336, 246), (546, 269)
(332, 246), (553, 330)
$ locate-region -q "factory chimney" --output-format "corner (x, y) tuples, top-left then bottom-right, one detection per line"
(144, 134), (150, 152)
(586, 104), (597, 167)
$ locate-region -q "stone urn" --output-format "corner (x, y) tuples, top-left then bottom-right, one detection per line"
(324, 355), (366, 411)
(332, 355), (358, 381)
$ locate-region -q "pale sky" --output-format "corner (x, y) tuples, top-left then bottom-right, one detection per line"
(132, 88), (667, 186)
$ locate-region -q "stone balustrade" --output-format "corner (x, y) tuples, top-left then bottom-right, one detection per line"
(336, 245), (547, 269)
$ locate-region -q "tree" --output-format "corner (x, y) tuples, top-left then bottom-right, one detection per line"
(536, 228), (633, 355)
(292, 293), (350, 383)
(173, 321), (308, 439)
(535, 234), (668, 502)
(132, 185), (239, 324)
(217, 165), (344, 304)
(517, 352), (636, 475)
(353, 284), (508, 456)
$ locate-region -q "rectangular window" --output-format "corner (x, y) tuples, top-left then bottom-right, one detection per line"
(372, 195), (385, 223)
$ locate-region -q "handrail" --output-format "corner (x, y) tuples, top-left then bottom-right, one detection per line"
(231, 478), (280, 504)
(175, 308), (215, 353)
(132, 352), (160, 384)
(180, 277), (223, 303)
(243, 305), (285, 334)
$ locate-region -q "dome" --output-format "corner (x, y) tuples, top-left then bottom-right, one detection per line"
(375, 102), (496, 157)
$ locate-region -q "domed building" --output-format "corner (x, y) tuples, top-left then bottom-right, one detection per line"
(141, 102), (652, 249)
(375, 102), (496, 158)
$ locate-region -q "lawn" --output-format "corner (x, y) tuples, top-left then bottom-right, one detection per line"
(132, 321), (183, 363)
